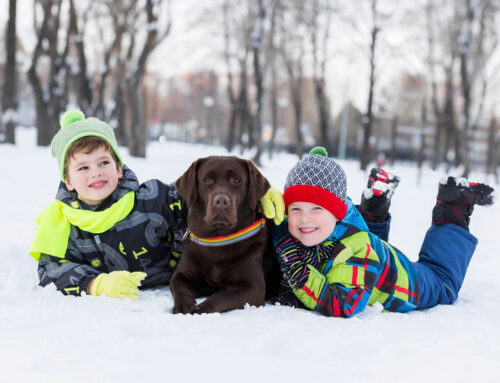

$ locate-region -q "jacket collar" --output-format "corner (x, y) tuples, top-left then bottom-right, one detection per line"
(328, 197), (369, 241)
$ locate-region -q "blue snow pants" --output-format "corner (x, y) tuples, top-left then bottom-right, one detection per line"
(413, 223), (477, 309)
(367, 219), (478, 310)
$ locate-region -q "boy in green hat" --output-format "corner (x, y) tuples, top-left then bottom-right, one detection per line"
(30, 110), (285, 300)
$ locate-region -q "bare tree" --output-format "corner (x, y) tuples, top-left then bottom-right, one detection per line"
(28, 0), (71, 146)
(267, 0), (280, 158)
(360, 0), (380, 170)
(223, 1), (239, 153)
(425, 0), (499, 173)
(104, 1), (138, 145)
(458, 0), (499, 176)
(426, 0), (459, 170)
(457, 0), (480, 176)
(279, 0), (307, 158)
(223, 0), (250, 152)
(125, 0), (172, 158)
(1, 0), (17, 144)
(67, 0), (93, 114)
(250, 0), (271, 166)
(308, 0), (333, 153)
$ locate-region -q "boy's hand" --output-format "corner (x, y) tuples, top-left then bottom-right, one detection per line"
(260, 186), (285, 225)
(276, 233), (310, 289)
(88, 271), (147, 300)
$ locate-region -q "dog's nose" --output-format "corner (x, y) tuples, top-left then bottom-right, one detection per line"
(213, 194), (230, 207)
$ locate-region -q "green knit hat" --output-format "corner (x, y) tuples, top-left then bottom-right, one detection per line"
(51, 110), (123, 181)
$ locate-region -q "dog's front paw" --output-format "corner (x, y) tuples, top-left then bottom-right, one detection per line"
(172, 296), (197, 314)
(173, 302), (195, 314)
(189, 304), (208, 315)
(189, 298), (227, 314)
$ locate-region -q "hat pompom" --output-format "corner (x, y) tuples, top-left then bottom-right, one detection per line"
(60, 110), (85, 129)
(309, 146), (328, 157)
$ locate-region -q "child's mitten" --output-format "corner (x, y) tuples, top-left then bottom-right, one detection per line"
(88, 271), (147, 300)
(260, 185), (285, 225)
(359, 168), (400, 222)
(271, 279), (306, 308)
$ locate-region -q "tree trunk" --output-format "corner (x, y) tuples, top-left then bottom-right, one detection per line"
(292, 92), (304, 158)
(68, 0), (93, 114)
(310, 0), (332, 153)
(361, 0), (379, 170)
(252, 48), (264, 165)
(430, 74), (444, 170)
(237, 63), (252, 151)
(486, 118), (496, 175)
(124, 0), (171, 158)
(227, 105), (238, 152)
(112, 81), (127, 145)
(389, 116), (398, 165)
(126, 77), (146, 158)
(225, 58), (238, 152)
(443, 68), (456, 170)
(251, 0), (267, 166)
(268, 68), (278, 159)
(1, 0), (17, 144)
(28, 0), (68, 146)
(268, 3), (278, 159)
(284, 56), (304, 158)
(314, 78), (330, 150)
(458, 0), (478, 177)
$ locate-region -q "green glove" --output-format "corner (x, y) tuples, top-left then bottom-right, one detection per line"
(88, 271), (147, 300)
(260, 185), (285, 225)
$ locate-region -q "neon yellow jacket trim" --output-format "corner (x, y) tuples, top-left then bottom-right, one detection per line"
(30, 191), (135, 261)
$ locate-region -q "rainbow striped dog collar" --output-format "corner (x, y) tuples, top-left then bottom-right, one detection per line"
(187, 218), (266, 247)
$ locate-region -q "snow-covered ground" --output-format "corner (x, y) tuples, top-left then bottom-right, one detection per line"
(1, 128), (499, 383)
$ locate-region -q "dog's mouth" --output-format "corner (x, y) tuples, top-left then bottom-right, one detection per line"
(205, 215), (237, 229)
(211, 221), (233, 229)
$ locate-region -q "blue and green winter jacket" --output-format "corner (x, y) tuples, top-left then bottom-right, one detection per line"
(273, 197), (420, 317)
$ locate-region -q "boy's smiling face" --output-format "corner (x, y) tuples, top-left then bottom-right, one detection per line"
(65, 146), (123, 206)
(287, 201), (338, 247)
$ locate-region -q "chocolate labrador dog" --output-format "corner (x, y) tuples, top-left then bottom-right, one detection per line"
(170, 156), (280, 314)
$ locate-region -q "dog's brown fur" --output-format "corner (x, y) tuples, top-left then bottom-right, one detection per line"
(170, 156), (280, 314)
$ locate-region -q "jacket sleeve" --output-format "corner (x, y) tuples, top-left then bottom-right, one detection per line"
(292, 243), (381, 317)
(153, 181), (188, 261)
(365, 214), (391, 242)
(38, 252), (100, 296)
(160, 182), (188, 230)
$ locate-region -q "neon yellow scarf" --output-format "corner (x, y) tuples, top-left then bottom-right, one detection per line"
(30, 191), (135, 261)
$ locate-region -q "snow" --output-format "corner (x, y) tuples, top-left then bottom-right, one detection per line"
(1, 108), (18, 124)
(1, 128), (499, 383)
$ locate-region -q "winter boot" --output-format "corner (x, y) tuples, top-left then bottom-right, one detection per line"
(432, 177), (495, 231)
(359, 168), (400, 222)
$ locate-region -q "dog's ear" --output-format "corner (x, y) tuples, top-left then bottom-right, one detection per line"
(175, 159), (201, 206)
(245, 159), (270, 209)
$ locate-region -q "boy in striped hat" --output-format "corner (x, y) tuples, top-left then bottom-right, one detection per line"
(273, 147), (494, 316)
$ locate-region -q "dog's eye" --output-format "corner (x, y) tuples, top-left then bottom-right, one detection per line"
(231, 176), (241, 185)
(203, 177), (214, 185)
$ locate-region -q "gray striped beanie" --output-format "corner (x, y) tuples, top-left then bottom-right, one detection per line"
(284, 147), (347, 220)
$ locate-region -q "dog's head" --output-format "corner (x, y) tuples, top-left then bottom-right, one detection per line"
(175, 156), (270, 231)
